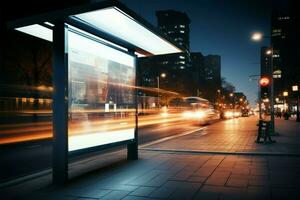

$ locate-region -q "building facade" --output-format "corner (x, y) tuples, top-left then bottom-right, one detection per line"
(156, 10), (191, 50)
(271, 5), (300, 109)
(138, 10), (221, 103)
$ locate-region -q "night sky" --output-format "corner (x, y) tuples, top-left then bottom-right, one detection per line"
(120, 0), (288, 106)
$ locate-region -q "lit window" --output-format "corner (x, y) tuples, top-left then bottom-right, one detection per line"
(179, 56), (185, 59)
(180, 66), (185, 69)
(180, 30), (185, 33)
(180, 25), (185, 28)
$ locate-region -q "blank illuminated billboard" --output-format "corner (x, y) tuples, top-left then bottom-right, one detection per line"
(67, 28), (136, 152)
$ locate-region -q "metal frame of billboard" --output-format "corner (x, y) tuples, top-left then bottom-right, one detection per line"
(7, 0), (183, 184)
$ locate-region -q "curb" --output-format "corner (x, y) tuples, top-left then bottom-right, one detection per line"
(139, 148), (300, 156)
(139, 127), (206, 148)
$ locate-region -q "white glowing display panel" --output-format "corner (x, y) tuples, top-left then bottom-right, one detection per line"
(73, 7), (181, 55)
(68, 29), (135, 152)
(15, 24), (53, 42)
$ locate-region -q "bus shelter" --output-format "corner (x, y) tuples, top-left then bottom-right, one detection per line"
(7, 0), (183, 184)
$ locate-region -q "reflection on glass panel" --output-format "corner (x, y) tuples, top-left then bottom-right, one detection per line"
(68, 30), (135, 152)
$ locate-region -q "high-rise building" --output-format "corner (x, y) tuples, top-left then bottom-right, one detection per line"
(202, 55), (221, 102)
(138, 10), (221, 102)
(271, 6), (300, 104)
(271, 10), (291, 99)
(156, 10), (191, 50)
(138, 10), (194, 98)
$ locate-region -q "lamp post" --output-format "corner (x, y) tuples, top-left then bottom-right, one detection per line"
(292, 85), (299, 122)
(249, 74), (262, 120)
(157, 73), (166, 108)
(251, 32), (275, 134)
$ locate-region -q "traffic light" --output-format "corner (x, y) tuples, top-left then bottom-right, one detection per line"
(260, 77), (270, 98)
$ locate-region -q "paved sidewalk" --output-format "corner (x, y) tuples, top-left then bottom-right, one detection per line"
(3, 150), (300, 200)
(142, 116), (300, 154)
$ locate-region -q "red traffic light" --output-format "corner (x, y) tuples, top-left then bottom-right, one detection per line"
(260, 77), (270, 86)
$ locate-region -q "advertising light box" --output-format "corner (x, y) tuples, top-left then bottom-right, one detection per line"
(67, 29), (136, 152)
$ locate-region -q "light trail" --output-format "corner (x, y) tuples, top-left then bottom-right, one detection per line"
(0, 112), (189, 145)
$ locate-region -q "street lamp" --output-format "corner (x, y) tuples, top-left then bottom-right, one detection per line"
(251, 32), (263, 41)
(292, 85), (299, 122)
(157, 73), (166, 108)
(251, 32), (275, 134)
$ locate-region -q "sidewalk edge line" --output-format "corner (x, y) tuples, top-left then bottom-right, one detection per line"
(139, 127), (206, 148)
(139, 148), (300, 156)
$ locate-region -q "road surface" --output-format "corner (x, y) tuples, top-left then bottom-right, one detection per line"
(0, 116), (204, 182)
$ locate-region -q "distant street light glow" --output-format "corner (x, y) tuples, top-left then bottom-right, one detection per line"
(251, 32), (263, 41)
(266, 49), (272, 55)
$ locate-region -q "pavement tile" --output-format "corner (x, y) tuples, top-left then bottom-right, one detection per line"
(127, 170), (160, 186)
(187, 176), (207, 183)
(231, 168), (250, 175)
(214, 167), (232, 172)
(122, 196), (160, 200)
(205, 177), (228, 186)
(201, 185), (246, 195)
(101, 190), (131, 200)
(162, 180), (201, 189)
(169, 170), (194, 181)
(218, 161), (236, 168)
(93, 184), (138, 191)
(226, 178), (248, 188)
(211, 171), (231, 178)
(66, 188), (111, 198)
(142, 172), (173, 187)
(194, 167), (215, 177)
(229, 174), (250, 180)
(129, 186), (157, 197)
(149, 186), (176, 198)
(168, 188), (199, 200)
(193, 191), (220, 200)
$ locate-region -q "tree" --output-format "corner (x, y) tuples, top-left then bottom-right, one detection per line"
(221, 77), (236, 94)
